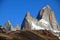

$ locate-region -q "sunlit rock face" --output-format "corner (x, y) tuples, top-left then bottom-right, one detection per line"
(50, 11), (58, 30)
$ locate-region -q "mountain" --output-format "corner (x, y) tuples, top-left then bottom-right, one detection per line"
(21, 5), (60, 30)
(4, 21), (20, 32)
(21, 5), (60, 39)
(36, 5), (58, 31)
(0, 5), (60, 40)
(21, 12), (32, 30)
(21, 5), (58, 30)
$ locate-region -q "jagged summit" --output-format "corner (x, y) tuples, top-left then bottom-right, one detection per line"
(6, 20), (11, 25)
(26, 12), (30, 16)
(4, 20), (11, 28)
(4, 20), (20, 32)
(37, 5), (51, 20)
(24, 12), (30, 18)
(43, 5), (51, 9)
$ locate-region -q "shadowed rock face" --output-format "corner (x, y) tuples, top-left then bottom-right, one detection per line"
(0, 30), (59, 40)
(21, 12), (31, 30)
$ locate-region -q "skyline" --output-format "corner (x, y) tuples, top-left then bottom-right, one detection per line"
(0, 0), (60, 27)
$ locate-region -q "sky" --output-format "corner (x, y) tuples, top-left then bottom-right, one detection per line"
(0, 0), (60, 27)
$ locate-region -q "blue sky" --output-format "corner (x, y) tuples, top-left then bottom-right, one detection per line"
(0, 0), (60, 27)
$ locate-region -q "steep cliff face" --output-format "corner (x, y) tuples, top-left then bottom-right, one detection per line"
(50, 11), (58, 30)
(21, 12), (32, 30)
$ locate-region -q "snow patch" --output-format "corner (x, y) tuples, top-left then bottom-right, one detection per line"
(39, 19), (49, 25)
(31, 21), (44, 30)
(53, 30), (60, 32)
(43, 6), (46, 9)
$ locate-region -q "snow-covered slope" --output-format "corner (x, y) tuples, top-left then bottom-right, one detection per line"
(31, 21), (44, 30)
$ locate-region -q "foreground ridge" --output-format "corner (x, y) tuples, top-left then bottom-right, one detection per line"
(0, 30), (59, 40)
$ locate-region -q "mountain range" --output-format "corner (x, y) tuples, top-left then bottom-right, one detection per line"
(0, 5), (60, 40)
